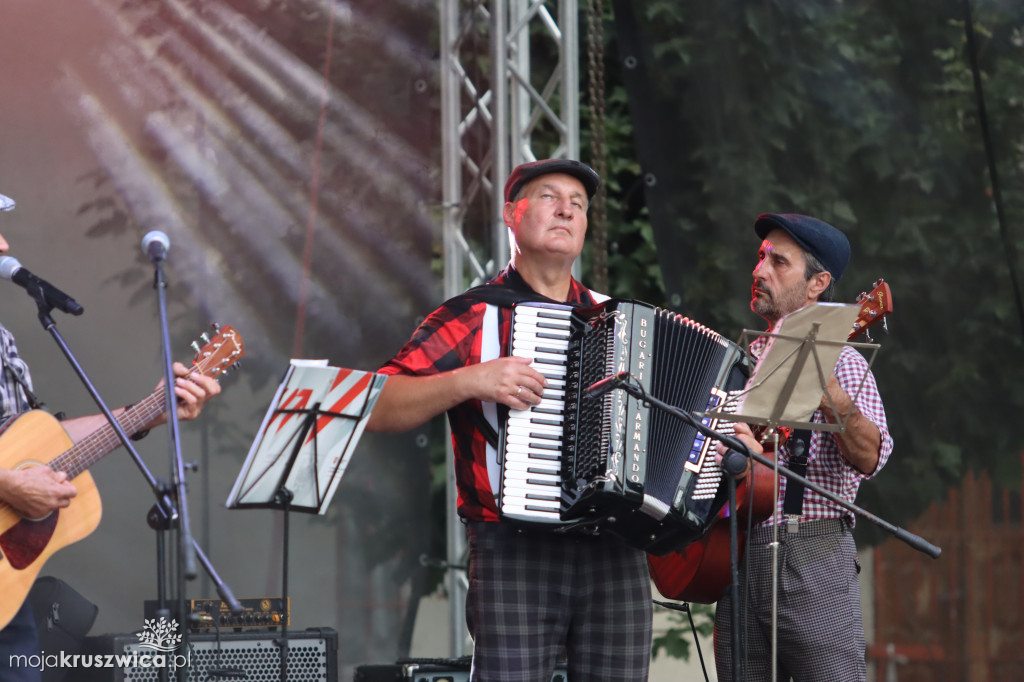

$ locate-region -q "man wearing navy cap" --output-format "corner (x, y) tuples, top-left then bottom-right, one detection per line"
(714, 214), (893, 681)
(368, 160), (652, 681)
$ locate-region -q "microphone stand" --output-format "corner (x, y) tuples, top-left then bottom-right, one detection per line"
(147, 244), (199, 682)
(590, 374), (941, 682)
(21, 268), (241, 682)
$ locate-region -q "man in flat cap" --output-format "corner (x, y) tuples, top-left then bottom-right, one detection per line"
(367, 159), (652, 681)
(714, 214), (893, 682)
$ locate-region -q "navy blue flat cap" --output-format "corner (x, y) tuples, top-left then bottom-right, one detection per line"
(504, 159), (601, 203)
(754, 213), (851, 280)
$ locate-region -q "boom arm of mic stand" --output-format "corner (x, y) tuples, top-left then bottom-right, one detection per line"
(610, 380), (942, 559)
(731, 444), (940, 558)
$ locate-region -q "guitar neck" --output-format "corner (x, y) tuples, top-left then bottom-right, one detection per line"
(38, 323), (244, 480)
(49, 388), (166, 479)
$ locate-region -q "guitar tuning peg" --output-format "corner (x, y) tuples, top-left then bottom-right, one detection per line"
(190, 341), (201, 354)
(200, 333), (211, 344)
(210, 322), (221, 333)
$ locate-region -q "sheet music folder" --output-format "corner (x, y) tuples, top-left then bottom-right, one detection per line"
(225, 360), (386, 515)
(703, 302), (872, 432)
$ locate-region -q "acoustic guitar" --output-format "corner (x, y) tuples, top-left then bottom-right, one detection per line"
(0, 324), (244, 629)
(648, 281), (893, 603)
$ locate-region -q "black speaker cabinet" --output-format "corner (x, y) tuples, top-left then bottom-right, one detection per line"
(79, 627), (337, 682)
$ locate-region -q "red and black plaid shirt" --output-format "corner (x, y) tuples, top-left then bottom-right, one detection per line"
(379, 265), (602, 522)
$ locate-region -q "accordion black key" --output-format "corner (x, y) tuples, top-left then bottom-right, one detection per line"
(497, 299), (748, 554)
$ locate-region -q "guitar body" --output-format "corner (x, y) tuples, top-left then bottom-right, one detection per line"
(649, 456), (775, 603)
(0, 411), (102, 630)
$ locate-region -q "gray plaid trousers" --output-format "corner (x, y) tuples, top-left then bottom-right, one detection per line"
(465, 521), (652, 682)
(715, 519), (866, 682)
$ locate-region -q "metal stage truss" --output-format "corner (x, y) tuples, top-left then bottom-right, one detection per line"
(438, 0), (581, 656)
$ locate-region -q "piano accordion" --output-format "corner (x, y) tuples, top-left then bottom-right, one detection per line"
(497, 299), (748, 554)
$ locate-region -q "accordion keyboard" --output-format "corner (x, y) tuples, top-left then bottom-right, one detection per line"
(500, 304), (575, 523)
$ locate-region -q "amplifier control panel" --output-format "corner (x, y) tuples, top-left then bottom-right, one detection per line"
(144, 597), (289, 631)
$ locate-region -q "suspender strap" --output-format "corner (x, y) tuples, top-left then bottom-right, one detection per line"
(782, 429), (813, 516)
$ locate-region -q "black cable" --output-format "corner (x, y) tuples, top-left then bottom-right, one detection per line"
(962, 0), (1024, 340)
(651, 600), (712, 682)
(204, 615), (247, 680)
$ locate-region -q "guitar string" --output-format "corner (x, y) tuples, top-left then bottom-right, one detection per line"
(55, 391), (166, 479)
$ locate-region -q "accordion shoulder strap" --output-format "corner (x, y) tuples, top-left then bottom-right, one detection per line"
(473, 409), (501, 449)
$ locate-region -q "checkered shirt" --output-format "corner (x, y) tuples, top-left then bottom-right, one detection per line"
(0, 323), (33, 422)
(749, 335), (893, 528)
(379, 266), (602, 522)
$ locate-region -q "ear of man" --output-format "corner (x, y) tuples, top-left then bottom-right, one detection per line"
(809, 270), (832, 301)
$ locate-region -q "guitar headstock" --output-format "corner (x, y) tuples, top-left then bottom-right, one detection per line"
(190, 324), (245, 379)
(851, 279), (893, 340)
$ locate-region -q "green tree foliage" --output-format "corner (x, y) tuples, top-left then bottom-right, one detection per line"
(593, 0), (1024, 534)
(583, 0), (1024, 660)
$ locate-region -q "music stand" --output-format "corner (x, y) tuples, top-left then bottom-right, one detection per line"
(226, 360), (386, 682)
(718, 301), (875, 431)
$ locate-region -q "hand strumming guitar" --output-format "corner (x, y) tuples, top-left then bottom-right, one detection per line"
(0, 467), (76, 518)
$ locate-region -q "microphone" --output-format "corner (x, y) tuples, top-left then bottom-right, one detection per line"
(584, 371), (630, 400)
(721, 449), (750, 477)
(0, 257), (84, 315)
(142, 230), (170, 263)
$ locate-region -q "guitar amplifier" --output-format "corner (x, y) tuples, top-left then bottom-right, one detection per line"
(354, 658), (567, 681)
(78, 627), (337, 682)
(143, 596), (290, 631)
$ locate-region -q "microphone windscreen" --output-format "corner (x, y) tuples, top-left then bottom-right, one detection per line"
(142, 230), (170, 255)
(0, 256), (22, 280)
